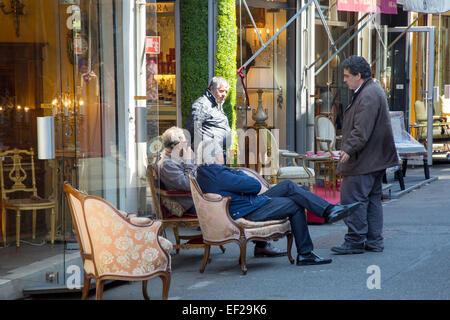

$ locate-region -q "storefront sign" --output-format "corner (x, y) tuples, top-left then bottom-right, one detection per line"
(146, 36), (160, 54)
(337, 0), (397, 14)
(74, 35), (83, 55)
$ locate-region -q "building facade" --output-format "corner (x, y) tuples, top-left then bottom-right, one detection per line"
(0, 0), (448, 297)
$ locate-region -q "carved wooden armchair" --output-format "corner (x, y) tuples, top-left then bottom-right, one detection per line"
(189, 167), (294, 275)
(0, 148), (55, 248)
(147, 164), (225, 254)
(63, 183), (172, 300)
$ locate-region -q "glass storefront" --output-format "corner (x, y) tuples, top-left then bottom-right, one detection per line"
(146, 0), (178, 144)
(369, 13), (450, 160)
(313, 0), (357, 138)
(0, 0), (67, 293)
(0, 0), (159, 296)
(236, 0), (294, 150)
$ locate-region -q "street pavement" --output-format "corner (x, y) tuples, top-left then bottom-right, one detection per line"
(33, 163), (450, 300)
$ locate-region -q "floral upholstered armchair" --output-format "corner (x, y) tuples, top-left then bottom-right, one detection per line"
(63, 183), (172, 300)
(189, 167), (294, 275)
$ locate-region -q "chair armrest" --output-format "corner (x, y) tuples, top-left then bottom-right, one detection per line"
(158, 189), (191, 197)
(204, 193), (223, 201)
(316, 137), (332, 144)
(280, 150), (303, 158)
(129, 216), (153, 226)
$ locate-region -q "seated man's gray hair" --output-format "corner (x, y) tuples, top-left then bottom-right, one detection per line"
(209, 76), (229, 91)
(162, 126), (186, 149)
(197, 139), (223, 165)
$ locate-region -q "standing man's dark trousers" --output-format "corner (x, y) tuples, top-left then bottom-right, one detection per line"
(244, 180), (331, 255)
(340, 169), (385, 250)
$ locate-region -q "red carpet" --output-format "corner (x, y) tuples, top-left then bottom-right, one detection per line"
(307, 184), (340, 224)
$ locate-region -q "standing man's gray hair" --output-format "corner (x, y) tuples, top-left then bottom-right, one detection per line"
(209, 76), (230, 91)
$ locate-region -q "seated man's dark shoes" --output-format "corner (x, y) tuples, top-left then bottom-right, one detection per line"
(254, 243), (287, 257)
(296, 252), (332, 266)
(331, 242), (365, 254)
(325, 202), (361, 223)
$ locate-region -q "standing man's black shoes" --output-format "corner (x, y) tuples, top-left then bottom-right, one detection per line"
(331, 242), (365, 254)
(296, 252), (332, 266)
(325, 202), (361, 223)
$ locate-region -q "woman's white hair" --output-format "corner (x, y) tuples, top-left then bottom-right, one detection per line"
(196, 139), (223, 165)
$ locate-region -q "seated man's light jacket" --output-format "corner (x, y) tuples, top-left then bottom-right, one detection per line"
(196, 164), (269, 220)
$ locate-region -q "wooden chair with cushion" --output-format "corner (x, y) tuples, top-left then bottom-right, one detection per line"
(63, 183), (172, 300)
(314, 114), (341, 156)
(259, 129), (315, 189)
(1, 148), (55, 248)
(147, 163), (225, 254)
(189, 167), (294, 275)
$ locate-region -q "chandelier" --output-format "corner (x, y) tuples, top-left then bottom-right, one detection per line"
(0, 0), (25, 38)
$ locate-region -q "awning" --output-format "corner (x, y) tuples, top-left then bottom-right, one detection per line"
(337, 0), (398, 15)
(400, 0), (450, 13)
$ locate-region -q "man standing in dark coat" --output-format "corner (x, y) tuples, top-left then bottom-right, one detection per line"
(332, 56), (400, 254)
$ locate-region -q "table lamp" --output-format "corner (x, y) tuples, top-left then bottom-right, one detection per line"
(247, 66), (273, 128)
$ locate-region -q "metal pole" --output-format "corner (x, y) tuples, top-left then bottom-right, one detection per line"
(370, 13), (422, 68)
(238, 0), (314, 71)
(315, 13), (378, 76)
(307, 12), (369, 71)
(242, 0), (264, 46)
(313, 0), (337, 52)
(426, 28), (435, 165)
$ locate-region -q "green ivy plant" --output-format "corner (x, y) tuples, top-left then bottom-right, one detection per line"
(216, 0), (237, 132)
(180, 0), (237, 139)
(180, 0), (209, 127)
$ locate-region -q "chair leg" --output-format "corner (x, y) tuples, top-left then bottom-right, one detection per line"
(32, 210), (36, 240)
(2, 207), (6, 247)
(173, 227), (180, 254)
(142, 280), (150, 300)
(219, 245), (226, 253)
(81, 274), (90, 300)
(287, 233), (294, 264)
(95, 279), (104, 300)
(423, 158), (430, 179)
(239, 241), (248, 275)
(160, 273), (171, 300)
(50, 208), (55, 246)
(395, 169), (405, 190)
(16, 210), (20, 248)
(200, 244), (210, 273)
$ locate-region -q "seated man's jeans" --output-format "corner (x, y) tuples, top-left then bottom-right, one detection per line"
(244, 180), (331, 255)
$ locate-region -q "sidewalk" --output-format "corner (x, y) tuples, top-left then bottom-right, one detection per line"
(4, 162), (450, 300)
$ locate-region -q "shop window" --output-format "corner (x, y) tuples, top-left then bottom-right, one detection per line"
(236, 0), (293, 149)
(314, 0), (356, 136)
(146, 0), (178, 148)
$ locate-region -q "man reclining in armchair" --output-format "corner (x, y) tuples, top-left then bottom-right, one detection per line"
(196, 140), (361, 266)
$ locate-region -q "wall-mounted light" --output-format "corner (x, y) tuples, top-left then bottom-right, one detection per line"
(0, 0), (26, 38)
